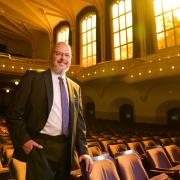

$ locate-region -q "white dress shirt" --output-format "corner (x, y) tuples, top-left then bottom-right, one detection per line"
(40, 70), (69, 136)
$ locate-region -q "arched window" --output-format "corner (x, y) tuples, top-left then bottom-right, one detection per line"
(76, 6), (100, 67)
(112, 0), (133, 61)
(154, 0), (180, 49)
(57, 26), (69, 44)
(53, 21), (71, 45)
(80, 13), (96, 67)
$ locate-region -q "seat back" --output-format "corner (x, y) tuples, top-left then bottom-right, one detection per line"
(142, 140), (156, 148)
(81, 154), (120, 180)
(107, 143), (128, 157)
(11, 158), (26, 180)
(116, 138), (127, 144)
(159, 138), (172, 146)
(170, 137), (180, 146)
(146, 146), (172, 169)
(115, 150), (149, 180)
(164, 144), (180, 162)
(88, 145), (102, 157)
(127, 142), (146, 155)
(100, 139), (115, 152)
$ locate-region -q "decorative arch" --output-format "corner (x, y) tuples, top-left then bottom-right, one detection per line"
(82, 96), (95, 122)
(156, 100), (180, 124)
(110, 97), (135, 124)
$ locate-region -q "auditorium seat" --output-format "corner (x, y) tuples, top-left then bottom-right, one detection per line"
(146, 145), (180, 179)
(127, 141), (146, 158)
(107, 143), (128, 157)
(115, 150), (170, 180)
(80, 153), (120, 180)
(11, 158), (26, 180)
(88, 144), (102, 157)
(164, 144), (180, 164)
(0, 158), (9, 180)
(159, 138), (172, 146)
(116, 138), (127, 144)
(141, 136), (152, 140)
(100, 139), (115, 152)
(142, 140), (157, 149)
(170, 137), (180, 147)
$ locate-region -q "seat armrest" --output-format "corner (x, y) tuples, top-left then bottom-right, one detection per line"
(171, 161), (180, 166)
(0, 167), (9, 173)
(70, 169), (82, 180)
(0, 167), (9, 180)
(152, 168), (180, 178)
(154, 167), (178, 172)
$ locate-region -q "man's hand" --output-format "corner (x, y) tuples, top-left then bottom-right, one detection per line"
(22, 139), (43, 154)
(79, 154), (94, 173)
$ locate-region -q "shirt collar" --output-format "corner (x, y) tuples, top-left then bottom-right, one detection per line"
(51, 69), (66, 80)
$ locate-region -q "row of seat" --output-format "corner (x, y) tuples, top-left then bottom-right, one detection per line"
(81, 145), (180, 180)
(1, 117), (180, 180)
(87, 136), (180, 157)
(87, 119), (180, 132)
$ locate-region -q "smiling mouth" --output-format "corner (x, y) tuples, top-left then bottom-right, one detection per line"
(57, 61), (67, 65)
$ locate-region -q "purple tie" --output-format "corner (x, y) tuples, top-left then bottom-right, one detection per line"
(58, 77), (69, 136)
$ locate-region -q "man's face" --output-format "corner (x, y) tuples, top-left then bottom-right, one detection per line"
(51, 43), (71, 74)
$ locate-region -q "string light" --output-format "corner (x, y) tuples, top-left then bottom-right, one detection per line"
(15, 81), (19, 85)
(6, 89), (10, 93)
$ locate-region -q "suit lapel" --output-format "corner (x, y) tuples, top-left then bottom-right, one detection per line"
(44, 69), (53, 115)
(66, 78), (75, 132)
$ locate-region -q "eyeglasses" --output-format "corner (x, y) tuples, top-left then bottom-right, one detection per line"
(53, 51), (71, 58)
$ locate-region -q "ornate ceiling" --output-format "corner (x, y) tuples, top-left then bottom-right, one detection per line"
(0, 0), (104, 42)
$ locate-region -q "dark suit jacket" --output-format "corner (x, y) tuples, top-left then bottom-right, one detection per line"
(6, 69), (88, 168)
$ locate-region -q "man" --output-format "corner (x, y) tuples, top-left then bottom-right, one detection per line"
(6, 42), (93, 180)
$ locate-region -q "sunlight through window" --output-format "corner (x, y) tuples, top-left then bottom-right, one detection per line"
(80, 14), (96, 67)
(112, 0), (133, 61)
(154, 0), (180, 49)
(57, 26), (69, 44)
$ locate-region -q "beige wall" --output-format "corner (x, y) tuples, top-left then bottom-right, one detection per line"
(81, 75), (180, 124)
(0, 30), (50, 59)
(0, 37), (32, 57)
